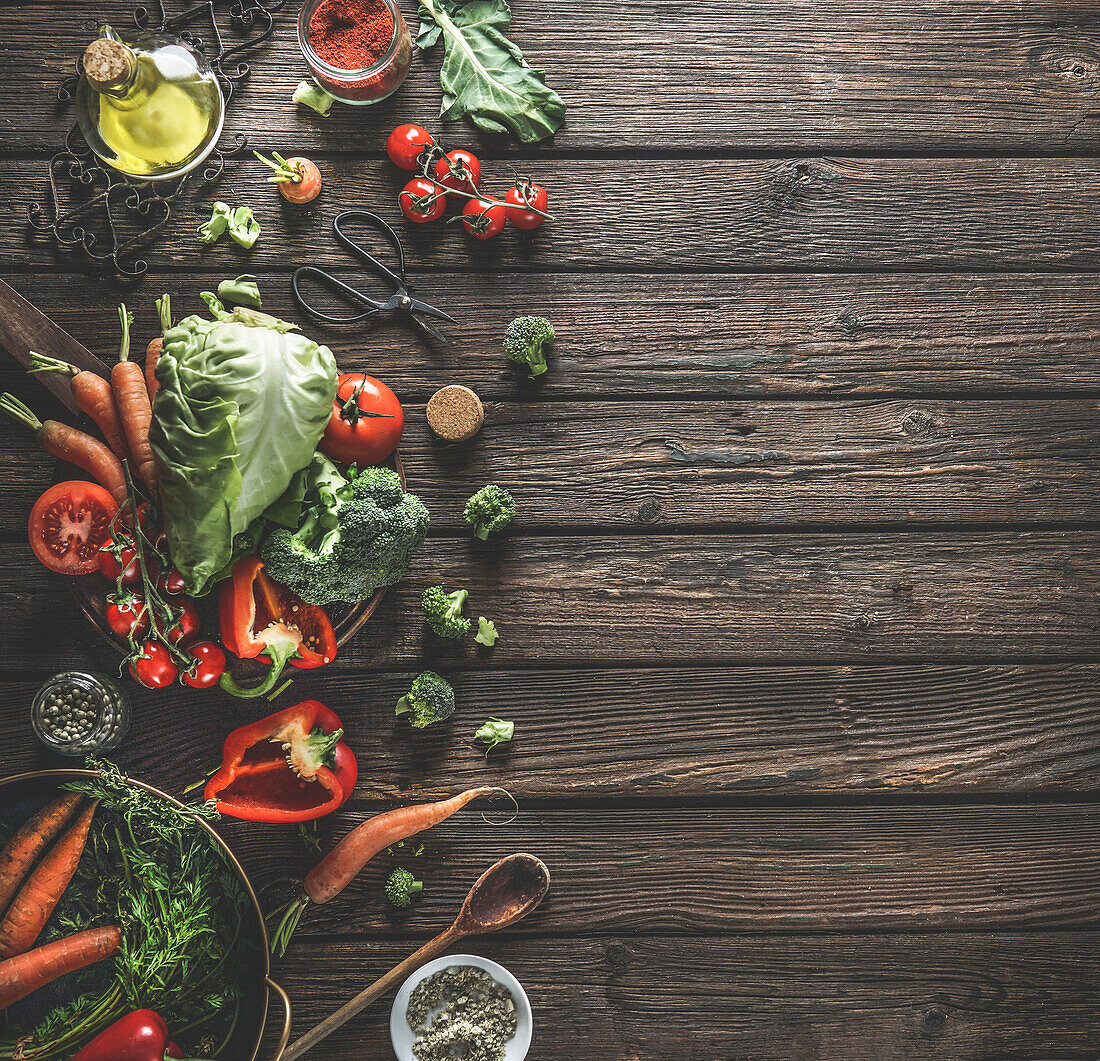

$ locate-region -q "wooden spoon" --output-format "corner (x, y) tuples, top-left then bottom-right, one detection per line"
(280, 852), (550, 1061)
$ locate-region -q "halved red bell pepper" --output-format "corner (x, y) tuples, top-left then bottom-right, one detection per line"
(205, 700), (358, 822)
(218, 555), (337, 698)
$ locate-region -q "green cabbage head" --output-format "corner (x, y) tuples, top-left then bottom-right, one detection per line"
(150, 309), (337, 595)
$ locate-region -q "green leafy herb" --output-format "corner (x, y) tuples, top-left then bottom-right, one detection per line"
(475, 616), (498, 646)
(217, 274), (262, 308)
(0, 761), (255, 1060)
(474, 717), (514, 753)
(293, 79), (336, 116)
(416, 0), (565, 144)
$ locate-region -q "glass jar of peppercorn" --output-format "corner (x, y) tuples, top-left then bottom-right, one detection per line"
(31, 672), (130, 756)
(298, 0), (413, 104)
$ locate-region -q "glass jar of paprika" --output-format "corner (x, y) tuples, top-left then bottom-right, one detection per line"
(297, 0), (413, 105)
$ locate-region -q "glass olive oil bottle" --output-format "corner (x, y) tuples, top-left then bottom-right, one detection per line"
(76, 26), (224, 180)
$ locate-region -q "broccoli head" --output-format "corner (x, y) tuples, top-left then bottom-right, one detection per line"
(384, 867), (423, 908)
(395, 670), (455, 728)
(464, 485), (515, 541)
(421, 586), (470, 638)
(504, 316), (554, 377)
(261, 458), (429, 605)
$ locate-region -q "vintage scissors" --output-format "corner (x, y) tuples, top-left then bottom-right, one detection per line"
(292, 209), (456, 345)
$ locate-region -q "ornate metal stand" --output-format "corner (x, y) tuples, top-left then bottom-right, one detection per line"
(28, 0), (285, 279)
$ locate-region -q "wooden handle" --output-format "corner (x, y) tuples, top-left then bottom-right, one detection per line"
(281, 925), (461, 1061)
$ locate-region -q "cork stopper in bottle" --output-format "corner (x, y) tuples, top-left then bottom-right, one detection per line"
(426, 385), (484, 442)
(83, 38), (135, 92)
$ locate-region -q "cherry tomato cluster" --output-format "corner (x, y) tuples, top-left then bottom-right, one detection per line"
(95, 498), (226, 691)
(386, 124), (552, 241)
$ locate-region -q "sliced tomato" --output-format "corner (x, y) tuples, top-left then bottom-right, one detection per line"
(29, 482), (118, 575)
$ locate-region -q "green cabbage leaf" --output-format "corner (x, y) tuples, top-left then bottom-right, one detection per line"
(150, 308), (337, 595)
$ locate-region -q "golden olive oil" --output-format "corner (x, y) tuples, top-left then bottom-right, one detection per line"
(77, 28), (224, 180)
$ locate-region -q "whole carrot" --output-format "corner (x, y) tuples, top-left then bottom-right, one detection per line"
(269, 788), (500, 956)
(0, 793), (82, 920)
(111, 305), (157, 494)
(0, 801), (98, 960)
(27, 353), (130, 463)
(145, 294), (171, 401)
(0, 925), (120, 1009)
(0, 393), (127, 506)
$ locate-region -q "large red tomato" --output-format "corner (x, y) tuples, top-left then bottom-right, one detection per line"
(29, 481), (118, 575)
(321, 374), (404, 465)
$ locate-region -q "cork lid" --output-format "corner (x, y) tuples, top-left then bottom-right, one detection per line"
(83, 37), (134, 92)
(426, 385), (484, 442)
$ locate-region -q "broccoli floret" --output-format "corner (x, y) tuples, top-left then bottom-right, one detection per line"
(464, 485), (515, 541)
(475, 616), (498, 646)
(395, 670), (456, 728)
(385, 867), (423, 908)
(421, 586), (470, 638)
(261, 458), (429, 605)
(504, 316), (554, 377)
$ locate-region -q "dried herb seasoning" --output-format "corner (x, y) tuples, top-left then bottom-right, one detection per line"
(406, 965), (518, 1061)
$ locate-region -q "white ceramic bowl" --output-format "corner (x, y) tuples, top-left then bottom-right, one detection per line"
(389, 954), (533, 1061)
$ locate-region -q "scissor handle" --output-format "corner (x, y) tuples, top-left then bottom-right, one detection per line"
(291, 266), (388, 324)
(332, 209), (408, 292)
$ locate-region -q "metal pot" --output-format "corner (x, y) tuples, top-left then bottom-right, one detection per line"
(0, 769), (291, 1060)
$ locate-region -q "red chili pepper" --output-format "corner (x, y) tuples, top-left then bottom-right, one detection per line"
(204, 700), (358, 822)
(218, 556), (337, 698)
(70, 1009), (192, 1061)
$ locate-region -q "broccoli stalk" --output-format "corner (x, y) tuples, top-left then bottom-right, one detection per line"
(385, 867), (423, 908)
(396, 670), (456, 728)
(464, 485), (515, 541)
(504, 316), (554, 377)
(475, 617), (498, 646)
(421, 586), (471, 638)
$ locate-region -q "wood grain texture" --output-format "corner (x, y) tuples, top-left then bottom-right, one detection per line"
(4, 272), (1100, 400)
(7, 157), (1100, 270)
(6, 663), (1092, 797)
(0, 533), (1095, 669)
(261, 934), (1100, 1061)
(3, 392), (1099, 533)
(222, 803), (1100, 935)
(4, 0), (1100, 152)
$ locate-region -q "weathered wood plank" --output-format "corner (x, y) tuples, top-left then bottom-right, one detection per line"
(261, 934), (1100, 1061)
(4, 0), (1100, 152)
(221, 804), (1100, 935)
(3, 390), (1099, 533)
(0, 533), (1095, 669)
(7, 157), (1100, 270)
(5, 272), (1100, 399)
(7, 664), (1096, 797)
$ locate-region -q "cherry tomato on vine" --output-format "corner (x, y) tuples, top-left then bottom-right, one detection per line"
(386, 124), (434, 170)
(28, 481), (117, 576)
(130, 642), (178, 689)
(105, 594), (149, 640)
(98, 539), (142, 585)
(278, 157), (322, 204)
(157, 567), (187, 597)
(164, 599), (200, 646)
(434, 149), (481, 194)
(181, 640), (227, 689)
(321, 373), (404, 465)
(460, 197), (508, 240)
(505, 181), (549, 230)
(399, 177), (447, 223)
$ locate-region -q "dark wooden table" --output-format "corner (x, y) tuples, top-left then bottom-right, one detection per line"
(2, 1), (1099, 1057)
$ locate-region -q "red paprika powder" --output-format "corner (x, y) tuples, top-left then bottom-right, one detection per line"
(308, 0), (394, 70)
(300, 0), (413, 103)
